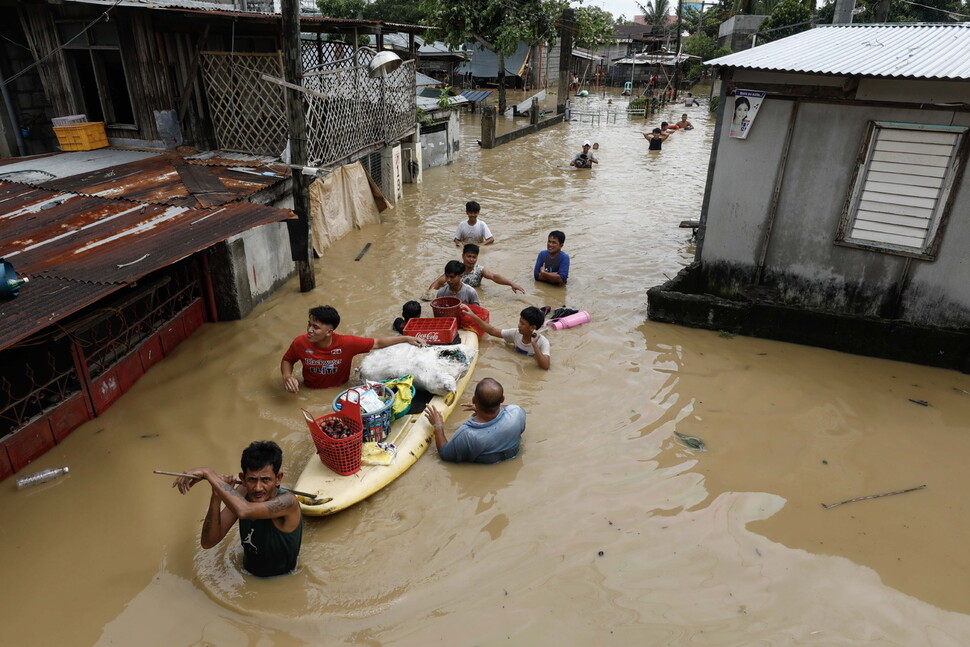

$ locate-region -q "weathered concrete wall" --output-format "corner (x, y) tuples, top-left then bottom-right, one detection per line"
(648, 263), (970, 373)
(482, 112), (566, 149)
(420, 111), (461, 170)
(717, 15), (767, 52)
(380, 144), (403, 204)
(209, 222), (295, 320)
(700, 71), (970, 329)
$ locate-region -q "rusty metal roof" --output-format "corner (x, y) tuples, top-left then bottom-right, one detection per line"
(28, 155), (289, 208)
(707, 23), (970, 81)
(0, 177), (295, 351)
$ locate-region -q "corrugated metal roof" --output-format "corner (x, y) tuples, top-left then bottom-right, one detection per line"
(460, 90), (492, 103)
(63, 0), (430, 33)
(0, 179), (294, 350)
(31, 156), (288, 208)
(416, 71), (441, 86)
(706, 23), (970, 80)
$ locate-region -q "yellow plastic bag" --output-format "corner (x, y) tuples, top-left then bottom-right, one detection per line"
(362, 441), (398, 466)
(381, 375), (415, 420)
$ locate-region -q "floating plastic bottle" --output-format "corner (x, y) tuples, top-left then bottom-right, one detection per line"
(549, 310), (591, 330)
(16, 466), (69, 490)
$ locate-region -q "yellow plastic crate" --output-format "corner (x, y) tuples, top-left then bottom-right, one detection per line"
(52, 122), (109, 151)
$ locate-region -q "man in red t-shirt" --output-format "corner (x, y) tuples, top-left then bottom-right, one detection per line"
(281, 305), (425, 393)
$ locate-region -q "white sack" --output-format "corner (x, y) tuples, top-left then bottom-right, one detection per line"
(359, 344), (476, 395)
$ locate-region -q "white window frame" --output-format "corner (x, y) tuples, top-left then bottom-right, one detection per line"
(836, 121), (968, 260)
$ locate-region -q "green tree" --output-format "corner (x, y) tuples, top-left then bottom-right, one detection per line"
(574, 5), (618, 50)
(638, 0), (673, 37)
(817, 0), (967, 23)
(362, 0), (431, 24)
(681, 33), (731, 83)
(757, 0), (812, 42)
(421, 0), (562, 112)
(683, 6), (732, 38)
(316, 0), (366, 19)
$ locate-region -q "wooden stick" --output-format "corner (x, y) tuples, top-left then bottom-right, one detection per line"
(153, 470), (329, 504)
(821, 484), (926, 510)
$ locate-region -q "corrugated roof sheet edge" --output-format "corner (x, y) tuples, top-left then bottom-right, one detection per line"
(706, 23), (970, 81)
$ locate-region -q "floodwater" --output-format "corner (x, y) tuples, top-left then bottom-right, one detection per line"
(4, 89), (970, 646)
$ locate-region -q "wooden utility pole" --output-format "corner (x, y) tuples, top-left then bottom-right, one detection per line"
(672, 0), (683, 100)
(282, 0), (315, 291)
(557, 7), (574, 115)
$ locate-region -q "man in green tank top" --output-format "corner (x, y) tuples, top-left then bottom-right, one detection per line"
(173, 441), (303, 577)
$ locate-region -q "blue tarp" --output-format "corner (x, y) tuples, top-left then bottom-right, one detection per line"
(456, 42), (530, 78)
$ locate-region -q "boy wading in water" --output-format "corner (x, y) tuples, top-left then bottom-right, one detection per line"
(428, 243), (525, 294)
(454, 200), (494, 247)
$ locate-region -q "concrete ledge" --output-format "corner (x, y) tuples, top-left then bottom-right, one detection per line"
(647, 263), (970, 372)
(486, 113), (566, 149)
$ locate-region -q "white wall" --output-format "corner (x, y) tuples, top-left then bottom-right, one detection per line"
(701, 71), (970, 326)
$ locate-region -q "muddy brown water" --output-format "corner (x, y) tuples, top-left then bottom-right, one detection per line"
(4, 90), (970, 646)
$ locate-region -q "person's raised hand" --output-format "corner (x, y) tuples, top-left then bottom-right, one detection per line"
(172, 468), (206, 494)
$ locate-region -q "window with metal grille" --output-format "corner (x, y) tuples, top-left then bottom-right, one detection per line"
(836, 121), (968, 259)
(364, 150), (382, 187)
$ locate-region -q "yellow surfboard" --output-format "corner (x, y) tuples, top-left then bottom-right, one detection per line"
(295, 330), (480, 516)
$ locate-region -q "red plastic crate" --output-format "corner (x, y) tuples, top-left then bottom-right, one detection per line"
(403, 317), (458, 344)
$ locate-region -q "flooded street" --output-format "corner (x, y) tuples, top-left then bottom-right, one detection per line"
(4, 89), (970, 646)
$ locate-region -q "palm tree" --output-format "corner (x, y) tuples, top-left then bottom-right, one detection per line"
(638, 0), (673, 35)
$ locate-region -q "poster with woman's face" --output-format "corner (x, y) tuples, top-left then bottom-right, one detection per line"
(728, 90), (766, 139)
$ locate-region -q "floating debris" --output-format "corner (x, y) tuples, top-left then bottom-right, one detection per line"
(908, 399), (929, 407)
(675, 431), (706, 451)
(821, 484), (926, 510)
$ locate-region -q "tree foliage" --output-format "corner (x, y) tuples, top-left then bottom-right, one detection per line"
(574, 5), (618, 50)
(422, 0), (561, 53)
(361, 0), (431, 24)
(421, 0), (563, 110)
(816, 0), (968, 23)
(757, 0), (812, 42)
(637, 0), (673, 37)
(682, 6), (733, 38)
(682, 33), (731, 82)
(316, 0), (366, 19)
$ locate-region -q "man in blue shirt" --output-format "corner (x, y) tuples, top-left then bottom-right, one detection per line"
(424, 378), (526, 464)
(534, 230), (569, 285)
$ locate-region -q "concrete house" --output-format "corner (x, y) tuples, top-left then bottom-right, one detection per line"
(648, 23), (970, 372)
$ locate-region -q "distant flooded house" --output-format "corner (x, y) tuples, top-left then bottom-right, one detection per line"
(0, 0), (425, 478)
(648, 23), (970, 372)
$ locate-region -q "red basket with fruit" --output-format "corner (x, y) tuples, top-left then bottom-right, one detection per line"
(302, 393), (364, 475)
